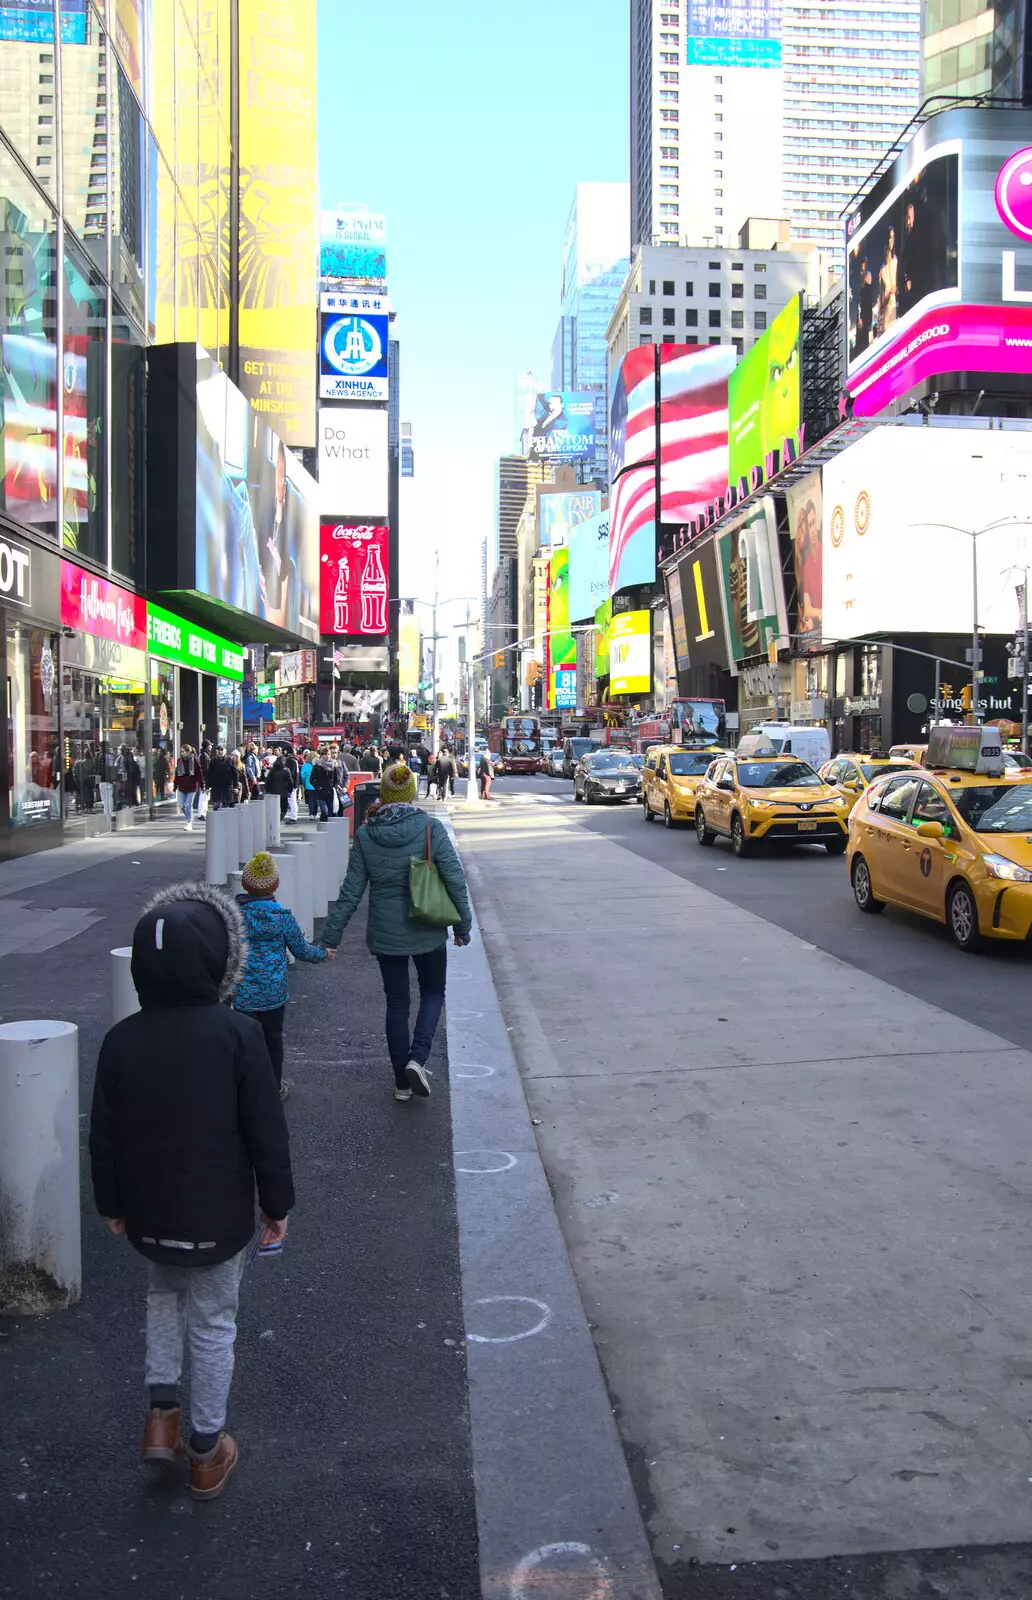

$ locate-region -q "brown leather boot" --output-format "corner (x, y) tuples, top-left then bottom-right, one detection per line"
(188, 1434), (239, 1500)
(141, 1407), (185, 1463)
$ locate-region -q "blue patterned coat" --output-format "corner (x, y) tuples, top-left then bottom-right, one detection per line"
(232, 895), (327, 1013)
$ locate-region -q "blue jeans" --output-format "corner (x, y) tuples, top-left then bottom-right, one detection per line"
(376, 948), (448, 1086)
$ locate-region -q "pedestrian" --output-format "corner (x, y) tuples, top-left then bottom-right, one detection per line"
(263, 755), (294, 819)
(425, 752), (440, 800)
(341, 745), (358, 774)
(281, 746), (300, 823)
(88, 882), (293, 1501)
(244, 744), (261, 799)
(153, 746), (170, 801)
(233, 852), (333, 1099)
(174, 744), (202, 830)
(207, 747), (236, 809)
(229, 751), (246, 804)
(310, 750), (335, 821)
(437, 746), (457, 798)
(359, 744), (381, 777)
(477, 749), (493, 799)
(300, 750), (318, 818)
(321, 761), (472, 1102)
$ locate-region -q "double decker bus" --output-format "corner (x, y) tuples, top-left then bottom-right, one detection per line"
(490, 715), (542, 774)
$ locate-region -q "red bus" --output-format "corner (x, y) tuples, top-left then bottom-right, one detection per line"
(491, 715), (542, 774)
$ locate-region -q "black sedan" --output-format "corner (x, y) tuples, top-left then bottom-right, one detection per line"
(573, 751), (643, 805)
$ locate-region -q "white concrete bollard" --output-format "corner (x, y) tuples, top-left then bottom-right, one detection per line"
(228, 870), (244, 900)
(324, 815), (350, 890)
(0, 1020), (81, 1313)
(280, 839), (315, 940)
(307, 826), (332, 920)
(269, 852), (298, 921)
(212, 807), (240, 874)
(110, 947), (139, 1024)
(205, 805), (227, 885)
(236, 803), (255, 866)
(264, 794), (281, 850)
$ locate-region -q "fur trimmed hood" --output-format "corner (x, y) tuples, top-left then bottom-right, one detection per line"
(132, 882), (247, 1007)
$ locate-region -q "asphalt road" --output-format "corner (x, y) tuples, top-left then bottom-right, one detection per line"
(494, 773), (1032, 1049)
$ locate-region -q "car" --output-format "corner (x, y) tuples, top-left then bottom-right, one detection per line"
(694, 750), (849, 856)
(642, 744), (725, 828)
(563, 737), (602, 779)
(546, 748), (567, 778)
(457, 753), (504, 779)
(847, 733), (1032, 951)
(573, 750), (643, 805)
(819, 752), (918, 816)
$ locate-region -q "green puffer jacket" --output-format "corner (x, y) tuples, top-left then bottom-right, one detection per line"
(321, 805), (473, 955)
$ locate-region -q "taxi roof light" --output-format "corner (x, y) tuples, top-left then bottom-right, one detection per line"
(925, 725), (1005, 778)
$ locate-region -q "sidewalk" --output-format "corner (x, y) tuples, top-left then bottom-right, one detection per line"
(0, 825), (480, 1599)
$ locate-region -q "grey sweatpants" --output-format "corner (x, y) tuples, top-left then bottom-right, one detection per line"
(144, 1249), (247, 1434)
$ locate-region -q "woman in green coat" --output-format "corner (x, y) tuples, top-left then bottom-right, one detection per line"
(321, 762), (473, 1102)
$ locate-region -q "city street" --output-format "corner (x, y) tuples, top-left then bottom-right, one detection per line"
(454, 774), (1032, 1598)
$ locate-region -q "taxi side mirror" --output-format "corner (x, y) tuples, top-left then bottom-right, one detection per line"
(717, 777), (734, 792)
(916, 820), (944, 839)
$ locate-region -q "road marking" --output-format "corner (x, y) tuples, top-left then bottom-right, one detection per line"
(455, 1150), (517, 1174)
(467, 1295), (552, 1344)
(454, 1062), (496, 1079)
(509, 1542), (614, 1599)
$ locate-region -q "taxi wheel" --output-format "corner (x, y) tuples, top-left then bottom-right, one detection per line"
(824, 838), (847, 856)
(730, 814), (753, 858)
(663, 801), (677, 829)
(947, 881), (984, 953)
(695, 807), (715, 846)
(643, 796), (653, 822)
(851, 855), (884, 914)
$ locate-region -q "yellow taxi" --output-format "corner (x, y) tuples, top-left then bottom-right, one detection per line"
(847, 724), (1032, 951)
(642, 744), (725, 828)
(818, 752), (918, 816)
(694, 738), (850, 857)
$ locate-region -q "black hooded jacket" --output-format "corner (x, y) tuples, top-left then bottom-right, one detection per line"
(89, 883), (294, 1266)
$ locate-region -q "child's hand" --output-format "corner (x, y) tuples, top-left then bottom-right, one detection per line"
(106, 1218), (126, 1236)
(324, 947), (337, 960)
(259, 1214), (288, 1246)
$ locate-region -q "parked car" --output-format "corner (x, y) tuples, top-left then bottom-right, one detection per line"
(573, 751), (643, 805)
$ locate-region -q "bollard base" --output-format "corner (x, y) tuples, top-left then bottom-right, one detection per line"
(0, 1259), (77, 1316)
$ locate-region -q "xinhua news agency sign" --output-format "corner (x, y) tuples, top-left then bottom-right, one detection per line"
(146, 603), (245, 682)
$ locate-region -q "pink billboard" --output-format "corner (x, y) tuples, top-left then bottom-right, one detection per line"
(59, 560), (147, 650)
(319, 521), (389, 637)
(847, 301), (1032, 418)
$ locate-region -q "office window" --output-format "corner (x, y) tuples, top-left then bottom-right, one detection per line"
(731, 310), (744, 328)
(709, 336), (721, 345)
(714, 93), (723, 103)
(715, 208), (723, 216)
(714, 132), (722, 142)
(715, 168), (722, 178)
(714, 75), (722, 83)
(640, 334), (653, 345)
(639, 306), (653, 325)
(755, 283), (767, 300)
(708, 282), (720, 297)
(714, 113), (723, 122)
(662, 280), (675, 295)
(660, 146), (678, 159)
(754, 263), (766, 272)
(754, 311), (767, 330)
(715, 188), (723, 198)
(734, 338), (744, 355)
(663, 334), (675, 344)
(661, 71), (680, 83)
(732, 263), (744, 272)
(708, 261), (720, 270)
(685, 281), (693, 296)
(709, 310), (721, 328)
(663, 307), (675, 326)
(659, 185), (679, 197)
(686, 308), (698, 326)
(686, 336), (698, 346)
(731, 282), (743, 299)
(649, 280), (655, 294)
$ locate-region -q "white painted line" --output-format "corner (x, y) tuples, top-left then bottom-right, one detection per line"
(455, 1150), (517, 1175)
(454, 1062), (496, 1079)
(510, 1543), (614, 1600)
(467, 1295), (552, 1345)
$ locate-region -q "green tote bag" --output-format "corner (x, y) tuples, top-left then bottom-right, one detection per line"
(409, 822), (462, 927)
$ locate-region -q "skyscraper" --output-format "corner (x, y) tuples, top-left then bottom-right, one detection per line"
(551, 182), (630, 485)
(923, 0), (1029, 100)
(513, 370), (541, 453)
(630, 0), (922, 259)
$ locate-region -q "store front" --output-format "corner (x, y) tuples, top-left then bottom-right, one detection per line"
(2, 536), (63, 856)
(145, 603), (245, 792)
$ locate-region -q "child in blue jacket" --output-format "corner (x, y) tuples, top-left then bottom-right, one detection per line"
(232, 852), (333, 1099)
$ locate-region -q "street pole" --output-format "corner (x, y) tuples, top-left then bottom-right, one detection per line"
(430, 550), (439, 756)
(933, 658), (940, 727)
(1023, 567), (1030, 755)
(971, 532), (981, 724)
(465, 604), (479, 808)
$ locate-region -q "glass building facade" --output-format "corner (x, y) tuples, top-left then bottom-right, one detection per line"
(923, 0), (1031, 100)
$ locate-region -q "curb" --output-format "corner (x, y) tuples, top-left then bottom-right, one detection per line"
(445, 822), (662, 1600)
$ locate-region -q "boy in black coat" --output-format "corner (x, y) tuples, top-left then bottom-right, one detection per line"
(89, 882), (294, 1501)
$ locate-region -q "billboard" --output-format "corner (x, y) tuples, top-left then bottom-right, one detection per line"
(686, 0), (782, 66)
(569, 510), (610, 623)
(546, 545), (576, 710)
(666, 564), (691, 672)
(539, 488), (601, 550)
(608, 345), (655, 481)
(0, 1), (86, 41)
(146, 603), (245, 680)
(320, 290), (389, 402)
(319, 522), (389, 636)
(821, 425), (1032, 641)
(318, 407), (388, 516)
(609, 610), (652, 696)
(60, 561), (147, 650)
(594, 599), (612, 678)
(843, 109), (1032, 416)
(727, 295), (801, 490)
(237, 0), (318, 449)
(679, 541), (729, 672)
(398, 609), (420, 694)
(529, 391), (596, 463)
(194, 362), (320, 640)
(320, 205), (386, 282)
(714, 498), (788, 666)
(786, 470), (823, 645)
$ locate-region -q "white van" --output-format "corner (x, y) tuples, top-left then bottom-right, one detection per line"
(750, 723), (831, 771)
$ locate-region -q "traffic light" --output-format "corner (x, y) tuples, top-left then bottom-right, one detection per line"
(525, 660), (542, 687)
(961, 683), (973, 712)
(493, 650), (505, 670)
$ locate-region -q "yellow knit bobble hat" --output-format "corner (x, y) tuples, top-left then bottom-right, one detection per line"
(241, 851), (280, 895)
(380, 762), (417, 804)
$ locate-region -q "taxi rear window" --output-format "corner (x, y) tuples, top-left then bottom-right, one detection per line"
(951, 784), (1032, 834)
(737, 760), (820, 788)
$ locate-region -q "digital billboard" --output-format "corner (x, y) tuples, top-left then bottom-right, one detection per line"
(194, 358), (320, 640)
(237, 0), (318, 449)
(608, 345), (655, 482)
(842, 109), (1032, 416)
(686, 0), (782, 66)
(319, 522), (389, 637)
(320, 290), (389, 402)
(318, 407), (389, 516)
(569, 510), (610, 623)
(320, 205), (386, 282)
(609, 610), (652, 696)
(679, 541), (729, 673)
(820, 426), (1032, 642)
(398, 609), (420, 694)
(714, 498), (788, 666)
(594, 599), (612, 678)
(529, 391), (596, 463)
(0, 0), (86, 41)
(545, 546), (576, 710)
(727, 296), (801, 490)
(539, 488), (602, 549)
(785, 470), (822, 645)
(666, 564), (691, 673)
(659, 343), (735, 525)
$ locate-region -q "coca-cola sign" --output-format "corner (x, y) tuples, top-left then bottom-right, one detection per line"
(59, 560), (147, 650)
(319, 521), (389, 637)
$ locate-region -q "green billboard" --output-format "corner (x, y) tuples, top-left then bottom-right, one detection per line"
(147, 603), (246, 681)
(727, 293), (801, 489)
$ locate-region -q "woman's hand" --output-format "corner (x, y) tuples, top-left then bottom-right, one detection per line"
(453, 932), (472, 947)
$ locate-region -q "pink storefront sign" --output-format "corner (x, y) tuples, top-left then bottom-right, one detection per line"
(59, 560), (147, 651)
(846, 301), (1032, 418)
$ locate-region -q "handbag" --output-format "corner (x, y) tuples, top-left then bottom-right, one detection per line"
(409, 822), (461, 927)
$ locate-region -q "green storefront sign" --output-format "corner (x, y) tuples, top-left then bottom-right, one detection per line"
(146, 603), (245, 681)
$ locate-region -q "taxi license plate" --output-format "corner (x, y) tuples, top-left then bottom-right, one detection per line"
(798, 820), (818, 831)
(615, 784), (626, 793)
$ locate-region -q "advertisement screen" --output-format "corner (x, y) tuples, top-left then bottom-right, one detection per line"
(546, 546), (576, 710)
(320, 290), (389, 402)
(569, 510), (610, 623)
(318, 407), (388, 516)
(539, 488), (602, 549)
(237, 0), (318, 449)
(398, 609), (420, 694)
(320, 205), (386, 282)
(786, 470), (822, 645)
(608, 345), (655, 482)
(715, 499), (788, 665)
(610, 610), (652, 696)
(728, 296), (800, 489)
(194, 360), (320, 639)
(594, 599), (612, 678)
(659, 343), (736, 525)
(609, 465), (656, 596)
(821, 425), (1032, 641)
(846, 151), (959, 369)
(687, 0), (781, 65)
(529, 391), (596, 463)
(0, 1), (86, 41)
(666, 565), (691, 672)
(319, 522), (389, 637)
(679, 541), (729, 672)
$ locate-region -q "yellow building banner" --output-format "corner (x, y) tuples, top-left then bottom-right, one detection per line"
(399, 611), (421, 695)
(237, 0), (318, 449)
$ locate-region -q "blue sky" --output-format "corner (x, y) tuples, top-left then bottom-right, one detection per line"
(318, 0), (628, 678)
